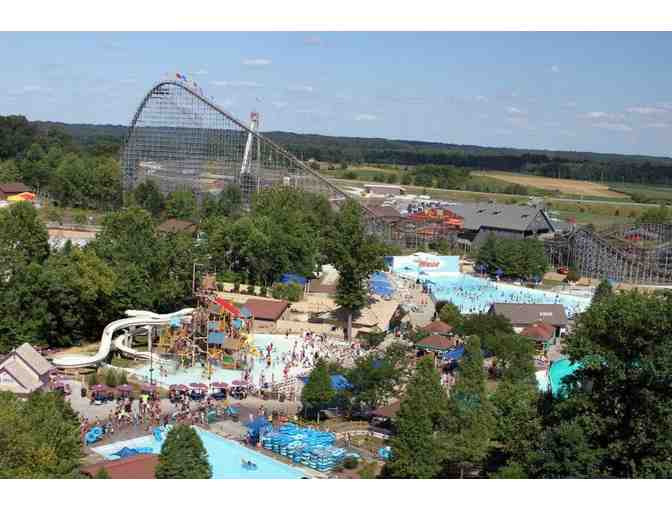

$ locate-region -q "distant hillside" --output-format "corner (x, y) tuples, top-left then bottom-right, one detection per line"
(33, 120), (672, 164)
(25, 120), (672, 186)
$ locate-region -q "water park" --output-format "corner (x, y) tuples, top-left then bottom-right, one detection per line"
(386, 253), (591, 317)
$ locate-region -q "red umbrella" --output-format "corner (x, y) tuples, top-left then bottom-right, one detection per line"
(231, 380), (245, 386)
(52, 380), (65, 388)
(91, 384), (108, 392)
(117, 384), (133, 392)
(169, 384), (189, 391)
(190, 383), (208, 390)
(211, 382), (229, 389)
(141, 383), (157, 392)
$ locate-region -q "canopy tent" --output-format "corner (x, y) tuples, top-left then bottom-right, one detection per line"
(441, 345), (465, 362)
(7, 192), (36, 202)
(214, 297), (241, 317)
(330, 374), (352, 391)
(239, 306), (253, 319)
(279, 273), (308, 286)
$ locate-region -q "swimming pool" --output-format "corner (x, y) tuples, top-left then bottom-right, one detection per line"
(92, 427), (307, 479)
(548, 358), (581, 397)
(130, 333), (301, 388)
(422, 273), (591, 317)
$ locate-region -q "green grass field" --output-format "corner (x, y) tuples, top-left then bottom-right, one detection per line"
(608, 183), (672, 204)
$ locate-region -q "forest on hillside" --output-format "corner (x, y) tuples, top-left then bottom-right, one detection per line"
(4, 116), (672, 186)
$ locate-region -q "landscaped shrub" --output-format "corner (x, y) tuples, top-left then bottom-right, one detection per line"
(86, 371), (98, 387)
(104, 368), (118, 387)
(271, 282), (303, 302)
(344, 456), (359, 469)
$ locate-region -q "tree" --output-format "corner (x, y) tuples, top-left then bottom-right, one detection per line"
(133, 180), (165, 217)
(325, 200), (386, 340)
(442, 336), (495, 478)
(385, 356), (449, 478)
(218, 184), (243, 217)
(0, 392), (82, 478)
(94, 467), (110, 479)
(346, 342), (410, 412)
(592, 278), (613, 304)
(438, 302), (462, 328)
(155, 425), (212, 479)
(40, 247), (117, 347)
(0, 201), (50, 274)
(558, 291), (672, 478)
(165, 189), (197, 221)
(301, 358), (335, 421)
(638, 204), (671, 224)
(458, 313), (514, 354)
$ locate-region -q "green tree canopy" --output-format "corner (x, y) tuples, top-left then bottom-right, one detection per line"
(557, 291), (672, 478)
(0, 392), (82, 478)
(165, 189), (197, 221)
(442, 336), (495, 478)
(301, 358), (335, 420)
(592, 278), (613, 305)
(437, 301), (463, 328)
(325, 200), (386, 340)
(155, 425), (212, 479)
(386, 356), (449, 478)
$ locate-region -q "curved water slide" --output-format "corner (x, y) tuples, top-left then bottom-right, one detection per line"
(51, 308), (194, 369)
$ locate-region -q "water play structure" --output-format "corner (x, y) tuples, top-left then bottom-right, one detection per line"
(52, 309), (194, 369)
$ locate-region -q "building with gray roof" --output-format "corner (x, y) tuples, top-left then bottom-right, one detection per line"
(446, 201), (555, 247)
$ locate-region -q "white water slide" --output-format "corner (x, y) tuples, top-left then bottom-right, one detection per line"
(51, 309), (194, 369)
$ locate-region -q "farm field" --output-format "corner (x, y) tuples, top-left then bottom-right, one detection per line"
(608, 182), (672, 204)
(473, 171), (629, 199)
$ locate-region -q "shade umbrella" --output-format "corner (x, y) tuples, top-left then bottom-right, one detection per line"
(231, 380), (246, 386)
(169, 384), (188, 391)
(52, 380), (65, 389)
(91, 384), (108, 392)
(113, 447), (141, 459)
(211, 382), (229, 389)
(117, 384), (133, 393)
(190, 383), (208, 390)
(140, 383), (157, 392)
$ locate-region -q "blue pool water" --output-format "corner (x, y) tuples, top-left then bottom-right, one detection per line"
(548, 358), (581, 397)
(92, 427), (307, 479)
(423, 273), (591, 317)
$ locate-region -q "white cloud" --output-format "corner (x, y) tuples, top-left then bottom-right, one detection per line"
(191, 69), (209, 76)
(505, 106), (526, 115)
(271, 101), (288, 108)
(626, 106), (666, 115)
(242, 58), (272, 67)
(593, 122), (633, 132)
(354, 113), (377, 121)
(288, 85), (314, 93)
(305, 36), (322, 46)
(583, 111), (624, 120)
(211, 80), (262, 88)
(551, 64), (560, 73)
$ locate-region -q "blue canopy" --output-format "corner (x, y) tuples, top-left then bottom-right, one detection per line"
(298, 374), (352, 391)
(442, 345), (465, 362)
(239, 306), (252, 319)
(279, 273), (307, 286)
(330, 374), (352, 391)
(246, 416), (272, 436)
(112, 447), (142, 459)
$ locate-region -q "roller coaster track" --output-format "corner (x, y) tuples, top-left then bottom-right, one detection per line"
(553, 224), (672, 284)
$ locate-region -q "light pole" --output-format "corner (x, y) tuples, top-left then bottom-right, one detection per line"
(148, 326), (154, 385)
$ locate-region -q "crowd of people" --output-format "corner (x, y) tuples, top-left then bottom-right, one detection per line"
(78, 390), (226, 445)
(244, 330), (367, 391)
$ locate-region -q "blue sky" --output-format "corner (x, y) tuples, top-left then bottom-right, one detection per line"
(2, 32), (672, 156)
